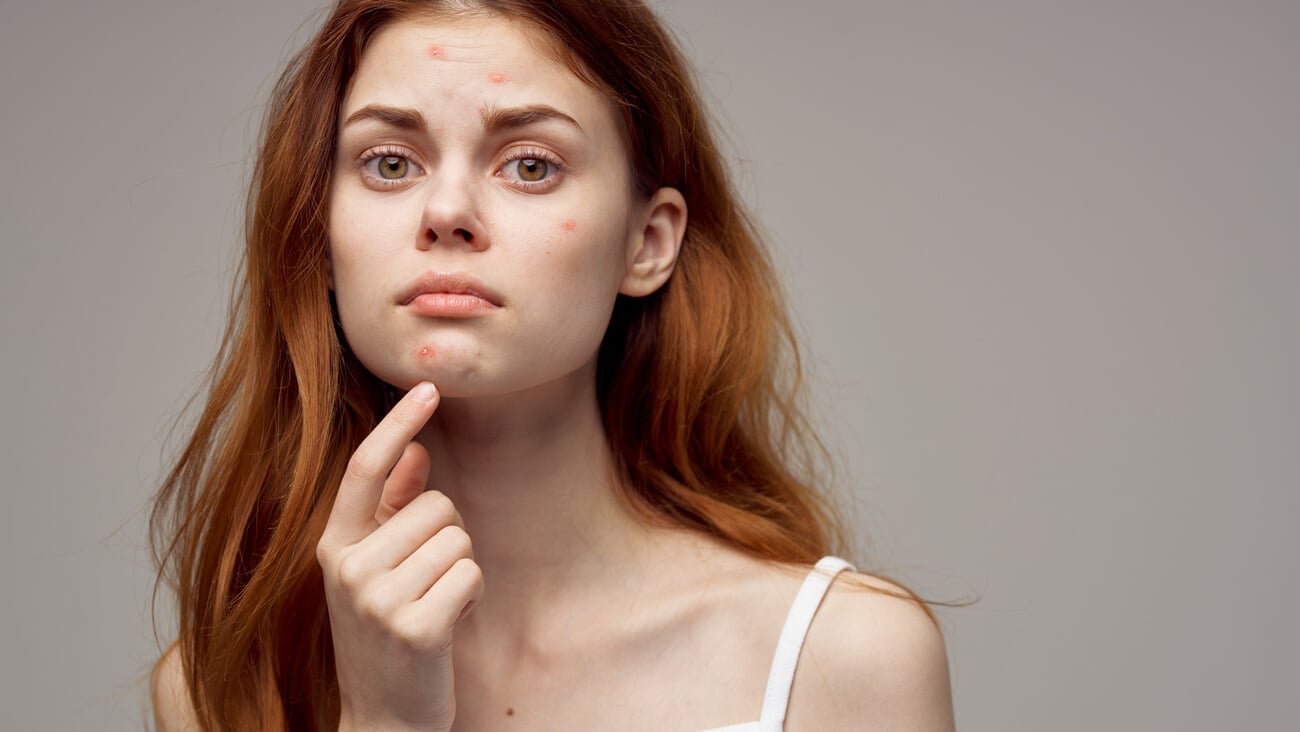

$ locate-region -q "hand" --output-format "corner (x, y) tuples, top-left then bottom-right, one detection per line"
(316, 382), (484, 731)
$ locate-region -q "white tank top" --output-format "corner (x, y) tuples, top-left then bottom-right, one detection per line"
(697, 555), (856, 732)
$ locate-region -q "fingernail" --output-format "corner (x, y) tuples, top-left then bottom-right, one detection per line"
(410, 382), (437, 404)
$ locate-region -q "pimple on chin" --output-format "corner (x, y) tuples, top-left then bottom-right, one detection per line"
(560, 219), (577, 232)
(487, 71), (509, 84)
(415, 344), (436, 361)
(426, 45), (445, 59)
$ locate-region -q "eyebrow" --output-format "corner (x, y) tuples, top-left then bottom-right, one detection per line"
(343, 104), (426, 131)
(480, 104), (584, 136)
(341, 103), (584, 136)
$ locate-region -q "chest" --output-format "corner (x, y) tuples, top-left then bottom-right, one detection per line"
(448, 622), (773, 731)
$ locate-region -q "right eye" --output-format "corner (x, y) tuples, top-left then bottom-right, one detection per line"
(357, 147), (424, 188)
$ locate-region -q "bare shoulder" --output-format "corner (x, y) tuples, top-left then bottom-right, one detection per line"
(152, 643), (201, 732)
(786, 569), (956, 731)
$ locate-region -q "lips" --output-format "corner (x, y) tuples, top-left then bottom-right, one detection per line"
(398, 272), (502, 319)
(398, 272), (503, 307)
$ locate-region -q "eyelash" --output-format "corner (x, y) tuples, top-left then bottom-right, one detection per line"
(497, 146), (564, 191)
(355, 145), (422, 189)
(354, 145), (565, 192)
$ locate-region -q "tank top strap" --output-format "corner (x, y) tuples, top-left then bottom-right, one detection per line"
(756, 555), (856, 731)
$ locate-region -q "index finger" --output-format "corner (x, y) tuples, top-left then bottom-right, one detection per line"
(321, 381), (439, 547)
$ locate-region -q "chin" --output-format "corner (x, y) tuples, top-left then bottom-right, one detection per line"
(352, 340), (486, 394)
(375, 367), (482, 398)
(376, 359), (524, 400)
(356, 340), (599, 403)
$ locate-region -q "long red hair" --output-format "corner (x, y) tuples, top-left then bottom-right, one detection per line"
(151, 1), (930, 728)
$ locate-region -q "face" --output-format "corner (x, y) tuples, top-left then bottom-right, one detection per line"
(328, 14), (670, 399)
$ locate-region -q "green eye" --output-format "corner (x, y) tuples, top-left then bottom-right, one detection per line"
(378, 155), (408, 180)
(516, 158), (548, 182)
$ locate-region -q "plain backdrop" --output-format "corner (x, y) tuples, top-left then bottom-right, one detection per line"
(2, 1), (1296, 729)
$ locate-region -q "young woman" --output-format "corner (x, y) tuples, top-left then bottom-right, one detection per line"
(149, 1), (956, 729)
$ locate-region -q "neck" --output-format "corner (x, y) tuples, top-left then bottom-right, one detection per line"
(413, 366), (661, 650)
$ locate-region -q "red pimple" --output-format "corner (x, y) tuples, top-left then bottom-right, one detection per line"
(487, 71), (509, 84)
(415, 345), (435, 360)
(427, 45), (444, 59)
(560, 218), (577, 232)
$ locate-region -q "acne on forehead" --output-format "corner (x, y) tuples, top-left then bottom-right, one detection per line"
(348, 17), (623, 154)
(422, 45), (511, 86)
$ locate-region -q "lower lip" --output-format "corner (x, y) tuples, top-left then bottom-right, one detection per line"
(406, 293), (497, 317)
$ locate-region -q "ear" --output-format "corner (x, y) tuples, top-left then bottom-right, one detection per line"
(620, 186), (687, 297)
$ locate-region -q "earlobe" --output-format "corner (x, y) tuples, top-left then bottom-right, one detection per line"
(620, 187), (688, 297)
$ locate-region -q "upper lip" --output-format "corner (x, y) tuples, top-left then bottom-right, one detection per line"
(398, 272), (503, 306)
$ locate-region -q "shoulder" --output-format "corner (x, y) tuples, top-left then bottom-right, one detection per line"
(786, 569), (956, 731)
(152, 643), (201, 732)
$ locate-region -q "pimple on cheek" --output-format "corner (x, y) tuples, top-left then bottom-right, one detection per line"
(487, 71), (509, 84)
(560, 218), (578, 232)
(426, 45), (445, 59)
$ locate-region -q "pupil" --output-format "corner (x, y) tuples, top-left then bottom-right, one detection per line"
(381, 156), (405, 178)
(519, 158), (546, 181)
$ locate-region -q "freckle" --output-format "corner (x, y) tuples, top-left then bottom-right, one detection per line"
(427, 45), (444, 59)
(560, 218), (577, 232)
(506, 708), (515, 716)
(487, 71), (509, 84)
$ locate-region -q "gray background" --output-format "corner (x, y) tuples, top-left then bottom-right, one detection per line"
(2, 1), (1296, 729)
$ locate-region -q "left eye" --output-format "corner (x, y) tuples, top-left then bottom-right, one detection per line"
(499, 151), (562, 189)
(517, 158), (550, 182)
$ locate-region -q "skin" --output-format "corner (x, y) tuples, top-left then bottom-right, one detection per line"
(154, 13), (955, 732)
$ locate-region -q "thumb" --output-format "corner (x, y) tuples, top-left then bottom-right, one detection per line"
(375, 440), (431, 524)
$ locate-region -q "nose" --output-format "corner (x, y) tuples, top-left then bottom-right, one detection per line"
(419, 164), (489, 252)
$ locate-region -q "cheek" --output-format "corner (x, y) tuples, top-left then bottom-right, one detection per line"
(328, 196), (413, 272)
(531, 215), (627, 295)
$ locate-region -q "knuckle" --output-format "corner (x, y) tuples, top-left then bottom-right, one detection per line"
(387, 404), (425, 433)
(453, 557), (484, 588)
(393, 609), (450, 654)
(315, 538), (332, 567)
(345, 449), (383, 482)
(422, 489), (454, 512)
(356, 590), (393, 623)
(333, 551), (370, 591)
(439, 525), (473, 558)
(413, 490), (455, 524)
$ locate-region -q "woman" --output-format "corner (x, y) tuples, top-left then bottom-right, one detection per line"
(150, 1), (956, 729)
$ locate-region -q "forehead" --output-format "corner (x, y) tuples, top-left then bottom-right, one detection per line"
(340, 14), (617, 138)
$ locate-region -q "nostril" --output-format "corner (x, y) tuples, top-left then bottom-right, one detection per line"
(455, 228), (473, 243)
